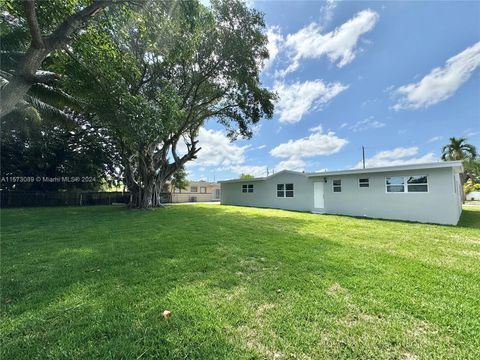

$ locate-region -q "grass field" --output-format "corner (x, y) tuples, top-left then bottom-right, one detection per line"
(1, 205), (480, 359)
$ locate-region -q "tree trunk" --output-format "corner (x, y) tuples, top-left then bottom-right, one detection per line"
(128, 181), (166, 209)
(0, 47), (48, 118)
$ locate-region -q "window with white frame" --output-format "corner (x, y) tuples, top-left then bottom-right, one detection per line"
(333, 179), (341, 192)
(386, 175), (428, 193)
(242, 184), (254, 193)
(407, 175), (428, 192)
(191, 186), (198, 193)
(277, 183), (294, 197)
(359, 178), (369, 188)
(200, 186), (206, 193)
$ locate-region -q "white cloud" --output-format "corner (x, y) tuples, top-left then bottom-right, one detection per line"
(427, 136), (443, 143)
(274, 80), (348, 123)
(374, 147), (419, 159)
(354, 146), (437, 168)
(275, 157), (306, 172)
(270, 126), (347, 172)
(182, 128), (247, 167)
(319, 0), (337, 29)
(263, 26), (284, 70)
(271, 126), (348, 159)
(257, 144), (266, 149)
(279, 9), (379, 76)
(309, 124), (324, 133)
(393, 42), (480, 110)
(349, 116), (385, 132)
(229, 165), (268, 178)
(181, 128), (270, 179)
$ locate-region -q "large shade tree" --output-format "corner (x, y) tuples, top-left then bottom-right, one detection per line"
(60, 0), (276, 208)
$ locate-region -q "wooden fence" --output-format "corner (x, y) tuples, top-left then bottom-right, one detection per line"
(0, 191), (171, 208)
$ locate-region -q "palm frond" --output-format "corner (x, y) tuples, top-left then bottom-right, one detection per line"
(24, 95), (76, 129)
(28, 83), (82, 112)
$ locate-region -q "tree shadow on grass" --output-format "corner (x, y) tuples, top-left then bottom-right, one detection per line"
(2, 204), (478, 359)
(1, 205), (345, 359)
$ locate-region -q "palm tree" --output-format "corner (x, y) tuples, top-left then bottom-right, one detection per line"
(1, 12), (80, 125)
(441, 137), (477, 161)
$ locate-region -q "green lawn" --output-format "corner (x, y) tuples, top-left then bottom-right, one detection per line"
(1, 205), (480, 359)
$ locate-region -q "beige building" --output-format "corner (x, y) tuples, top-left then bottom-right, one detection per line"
(169, 181), (220, 203)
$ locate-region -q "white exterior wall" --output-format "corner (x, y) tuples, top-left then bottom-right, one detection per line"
(221, 165), (463, 225)
(221, 172), (314, 212)
(313, 167), (460, 225)
(466, 191), (480, 201)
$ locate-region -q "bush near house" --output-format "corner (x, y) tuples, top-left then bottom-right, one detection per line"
(464, 179), (480, 194)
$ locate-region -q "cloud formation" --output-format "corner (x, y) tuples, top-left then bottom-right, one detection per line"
(354, 146), (437, 168)
(393, 42), (480, 110)
(274, 80), (348, 123)
(275, 157), (306, 172)
(349, 116), (386, 132)
(182, 128), (268, 179)
(271, 125), (348, 159)
(271, 126), (347, 172)
(181, 128), (247, 167)
(279, 9), (379, 76)
(263, 26), (283, 70)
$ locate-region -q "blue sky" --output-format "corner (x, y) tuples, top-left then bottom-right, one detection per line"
(187, 0), (480, 181)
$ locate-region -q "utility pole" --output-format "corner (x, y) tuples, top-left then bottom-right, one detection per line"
(362, 146), (366, 169)
(266, 167), (269, 176)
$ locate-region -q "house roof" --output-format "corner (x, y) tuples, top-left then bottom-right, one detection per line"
(218, 161), (463, 184)
(307, 161), (463, 177)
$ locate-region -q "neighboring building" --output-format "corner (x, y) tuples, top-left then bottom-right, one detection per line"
(220, 161), (464, 225)
(169, 181), (220, 203)
(466, 191), (480, 201)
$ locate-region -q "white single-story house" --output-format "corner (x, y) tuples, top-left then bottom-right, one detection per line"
(219, 161), (464, 225)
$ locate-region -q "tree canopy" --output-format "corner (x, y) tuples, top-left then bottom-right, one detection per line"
(57, 0), (275, 207)
(0, 0), (121, 118)
(1, 0), (276, 207)
(441, 137), (477, 161)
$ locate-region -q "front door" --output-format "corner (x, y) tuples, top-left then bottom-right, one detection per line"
(314, 181), (324, 209)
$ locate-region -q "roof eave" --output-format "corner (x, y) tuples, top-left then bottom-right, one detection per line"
(306, 161), (464, 177)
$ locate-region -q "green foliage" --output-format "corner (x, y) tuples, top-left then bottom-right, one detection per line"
(464, 179), (480, 194)
(2, 205), (480, 358)
(239, 173), (254, 179)
(441, 137), (477, 161)
(463, 158), (480, 183)
(3, 0), (89, 36)
(1, 113), (118, 191)
(171, 166), (189, 191)
(1, 2), (85, 124)
(57, 0), (275, 207)
(1, 0), (275, 207)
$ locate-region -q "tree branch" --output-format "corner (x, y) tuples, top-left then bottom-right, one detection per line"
(45, 0), (109, 50)
(24, 0), (44, 48)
